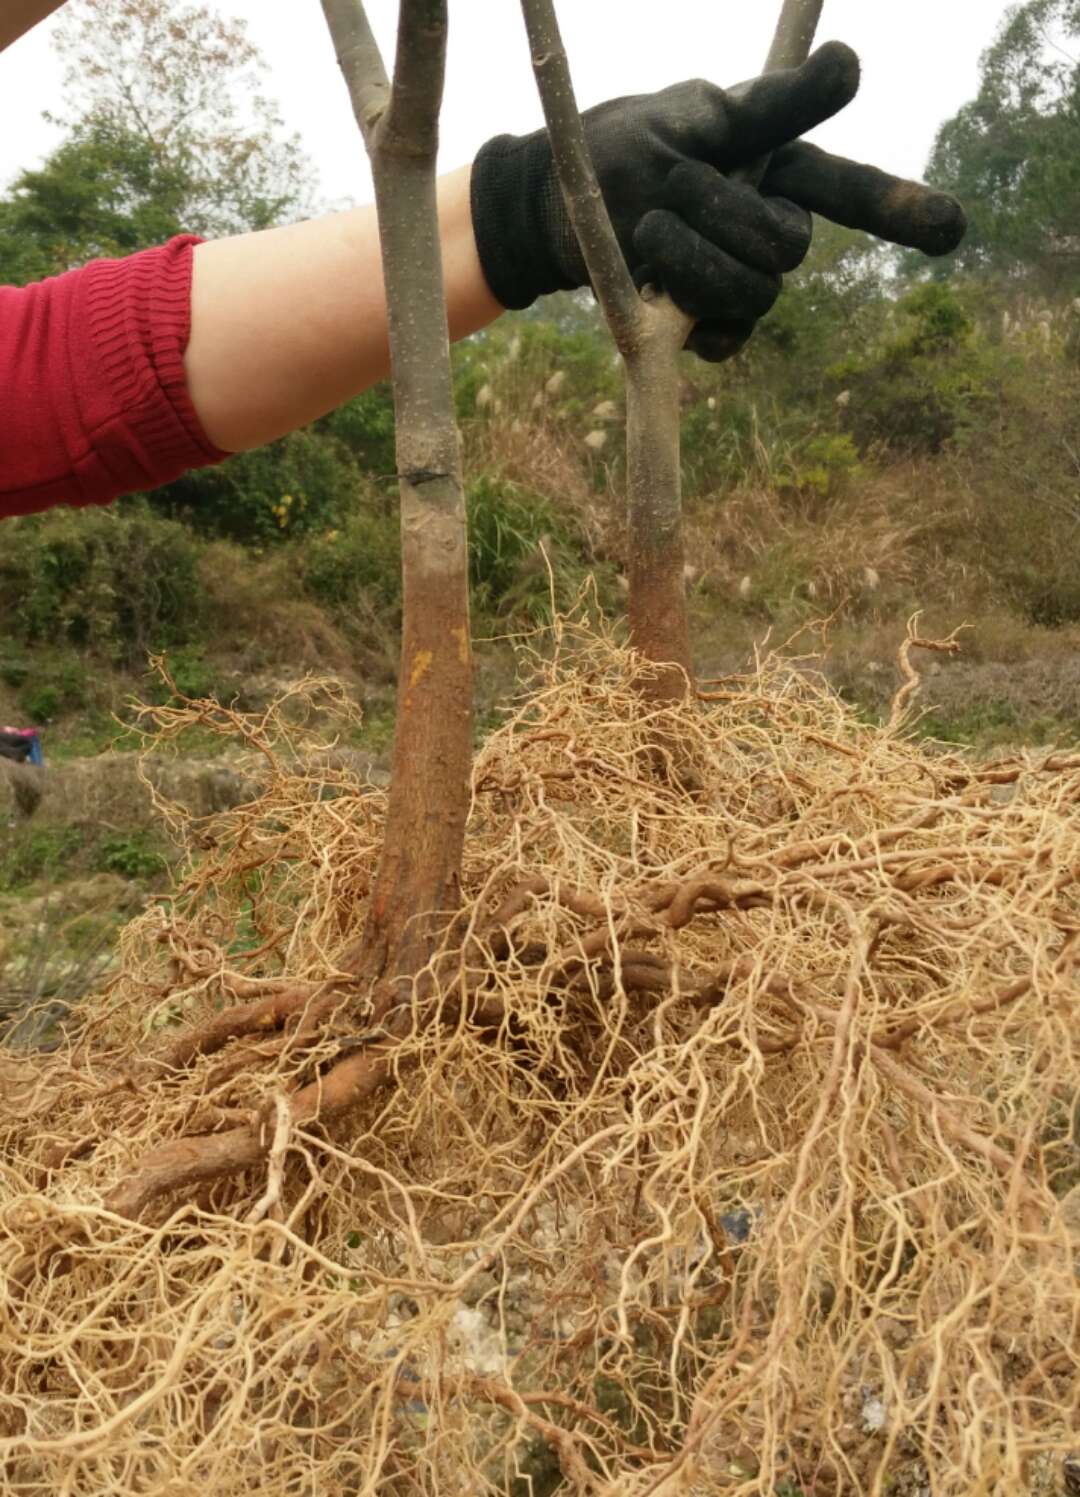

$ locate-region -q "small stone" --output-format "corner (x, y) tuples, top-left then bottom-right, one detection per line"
(861, 1393), (887, 1433)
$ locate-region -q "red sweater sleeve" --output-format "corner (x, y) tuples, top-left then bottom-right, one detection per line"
(0, 235), (229, 520)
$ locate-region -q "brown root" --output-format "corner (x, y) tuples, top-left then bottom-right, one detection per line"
(2, 620), (1078, 1495)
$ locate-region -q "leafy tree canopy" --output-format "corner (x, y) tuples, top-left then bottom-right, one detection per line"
(927, 0), (1080, 289)
(0, 120), (189, 284)
(0, 0), (314, 286)
(50, 0), (314, 236)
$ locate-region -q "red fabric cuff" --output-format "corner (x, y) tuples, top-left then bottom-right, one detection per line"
(0, 236), (229, 519)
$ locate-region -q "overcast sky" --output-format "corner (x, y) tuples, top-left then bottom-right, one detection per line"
(1, 0), (1012, 211)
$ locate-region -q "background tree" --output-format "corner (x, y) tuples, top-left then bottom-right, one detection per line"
(0, 120), (189, 283)
(48, 0), (311, 241)
(927, 0), (1080, 289)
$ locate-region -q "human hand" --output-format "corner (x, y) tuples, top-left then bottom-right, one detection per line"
(470, 43), (966, 361)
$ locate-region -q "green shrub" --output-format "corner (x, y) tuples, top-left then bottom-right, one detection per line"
(95, 831), (167, 881)
(830, 284), (992, 456)
(18, 659), (87, 723)
(0, 826), (85, 891)
(148, 426), (362, 546)
(19, 683), (61, 723)
(467, 473), (595, 624)
(300, 503), (402, 621)
(453, 314), (620, 424)
(150, 646), (222, 705)
(781, 433), (863, 499)
(0, 505), (204, 662)
(0, 649), (31, 689)
(318, 384), (398, 477)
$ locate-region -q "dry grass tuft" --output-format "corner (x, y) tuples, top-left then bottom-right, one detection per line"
(1, 617), (1078, 1495)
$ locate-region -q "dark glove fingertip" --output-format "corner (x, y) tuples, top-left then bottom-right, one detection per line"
(808, 41), (861, 115)
(687, 319), (756, 363)
(889, 186), (968, 257)
(633, 207), (680, 261)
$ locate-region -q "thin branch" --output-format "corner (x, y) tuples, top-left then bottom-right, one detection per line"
(766, 0), (826, 71)
(319, 0), (389, 147)
(518, 0), (642, 352)
(382, 0), (447, 154)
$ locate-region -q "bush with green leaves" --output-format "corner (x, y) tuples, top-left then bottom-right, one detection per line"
(453, 311), (619, 423)
(318, 385), (398, 479)
(0, 827), (85, 893)
(19, 660), (87, 724)
(0, 504), (204, 663)
(299, 502), (402, 623)
(829, 283), (993, 456)
(95, 831), (168, 881)
(148, 426), (363, 546)
(781, 432), (863, 499)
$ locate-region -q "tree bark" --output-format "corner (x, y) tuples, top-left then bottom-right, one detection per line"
(321, 0), (473, 994)
(624, 296), (694, 697)
(766, 0), (826, 71)
(520, 0), (694, 701)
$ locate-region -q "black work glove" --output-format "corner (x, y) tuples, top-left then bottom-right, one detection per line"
(470, 42), (966, 362)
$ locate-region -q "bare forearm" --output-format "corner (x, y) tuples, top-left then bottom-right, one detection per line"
(184, 164), (501, 454)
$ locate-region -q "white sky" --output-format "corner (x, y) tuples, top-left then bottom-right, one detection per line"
(1, 1), (1012, 209)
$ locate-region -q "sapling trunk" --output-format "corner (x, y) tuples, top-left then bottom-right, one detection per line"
(624, 298), (694, 698)
(520, 0), (825, 702)
(320, 0), (473, 996)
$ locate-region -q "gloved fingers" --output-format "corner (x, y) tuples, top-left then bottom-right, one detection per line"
(633, 209), (783, 324)
(663, 161), (812, 275)
(714, 41), (860, 168)
(685, 317), (757, 363)
(764, 141), (967, 256)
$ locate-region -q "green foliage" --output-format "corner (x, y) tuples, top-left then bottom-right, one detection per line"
(0, 120), (189, 284)
(318, 386), (399, 479)
(0, 827), (84, 892)
(782, 433), (863, 499)
(0, 650), (31, 690)
(468, 473), (616, 625)
(829, 284), (990, 455)
(955, 333), (1080, 626)
(300, 504), (402, 621)
(926, 0), (1080, 291)
(149, 427), (363, 545)
(148, 646), (221, 706)
(49, 0), (312, 239)
(466, 476), (561, 622)
(19, 661), (87, 725)
(0, 823), (167, 893)
(95, 831), (167, 880)
(454, 314), (621, 421)
(0, 0), (312, 285)
(0, 506), (204, 663)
